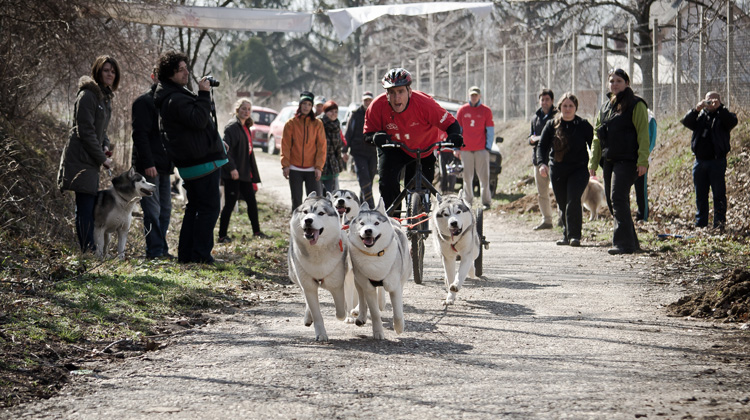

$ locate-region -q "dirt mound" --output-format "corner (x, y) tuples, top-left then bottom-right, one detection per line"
(667, 268), (750, 322)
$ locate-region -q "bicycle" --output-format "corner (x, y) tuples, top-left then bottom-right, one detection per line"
(380, 139), (488, 284)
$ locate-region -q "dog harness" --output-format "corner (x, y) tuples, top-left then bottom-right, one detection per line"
(437, 228), (469, 253)
(312, 239), (345, 284)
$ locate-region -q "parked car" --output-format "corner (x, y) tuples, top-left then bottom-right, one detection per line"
(249, 106), (277, 153)
(266, 103), (297, 155)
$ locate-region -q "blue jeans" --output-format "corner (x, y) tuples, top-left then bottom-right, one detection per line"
(693, 157), (727, 228)
(141, 174), (172, 257)
(179, 170), (221, 263)
(75, 192), (97, 253)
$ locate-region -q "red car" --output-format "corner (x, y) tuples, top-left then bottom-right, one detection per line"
(249, 106), (278, 153)
(266, 103), (297, 155)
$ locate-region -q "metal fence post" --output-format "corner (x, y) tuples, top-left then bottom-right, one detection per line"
(571, 34), (577, 94)
(547, 37), (552, 89)
(628, 23), (634, 83)
(674, 12), (681, 113)
(484, 48), (488, 101)
(653, 18), (659, 114)
(465, 51), (470, 101)
(416, 57), (421, 91)
(601, 29), (608, 103)
(430, 55), (435, 95)
(503, 45), (507, 122)
(525, 40), (530, 121)
(448, 52), (453, 100)
(727, 0), (733, 108)
(698, 6), (705, 102)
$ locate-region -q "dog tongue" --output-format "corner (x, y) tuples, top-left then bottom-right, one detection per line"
(363, 237), (374, 247)
(309, 229), (320, 245)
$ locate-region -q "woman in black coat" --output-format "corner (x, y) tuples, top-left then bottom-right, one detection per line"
(218, 98), (265, 243)
(537, 92), (593, 247)
(57, 55), (119, 253)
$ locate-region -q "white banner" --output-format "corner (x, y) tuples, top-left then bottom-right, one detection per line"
(104, 3), (313, 33)
(327, 2), (494, 41)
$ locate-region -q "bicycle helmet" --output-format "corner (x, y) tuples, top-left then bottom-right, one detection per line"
(381, 68), (412, 89)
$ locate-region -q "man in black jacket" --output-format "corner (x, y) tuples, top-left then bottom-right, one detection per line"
(344, 91), (376, 207)
(681, 92), (738, 230)
(528, 89), (557, 230)
(132, 69), (174, 259)
(154, 51), (228, 264)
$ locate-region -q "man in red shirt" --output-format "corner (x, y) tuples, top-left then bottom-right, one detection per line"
(455, 86), (495, 209)
(363, 68), (463, 210)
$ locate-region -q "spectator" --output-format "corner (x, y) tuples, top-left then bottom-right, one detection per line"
(218, 97), (266, 244)
(319, 100), (348, 194)
(589, 68), (650, 255)
(364, 68), (462, 211)
(537, 93), (593, 247)
(455, 86), (495, 209)
(314, 96), (327, 117)
(154, 51), (228, 264)
(634, 109), (657, 222)
(57, 55), (117, 253)
(680, 92), (738, 230)
(281, 91), (326, 211)
(344, 91), (377, 207)
(529, 89), (557, 230)
(131, 68), (174, 259)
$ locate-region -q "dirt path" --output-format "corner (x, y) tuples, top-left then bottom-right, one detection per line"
(5, 153), (750, 419)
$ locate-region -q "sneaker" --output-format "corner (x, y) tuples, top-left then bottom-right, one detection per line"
(217, 236), (232, 244)
(534, 222), (553, 230)
(569, 239), (581, 247)
(253, 231), (269, 239)
(556, 238), (569, 246)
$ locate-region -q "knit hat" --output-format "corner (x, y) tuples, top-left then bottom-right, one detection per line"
(300, 91), (314, 104)
(322, 100), (338, 113)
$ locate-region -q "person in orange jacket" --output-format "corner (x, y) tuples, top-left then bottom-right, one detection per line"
(281, 91), (327, 211)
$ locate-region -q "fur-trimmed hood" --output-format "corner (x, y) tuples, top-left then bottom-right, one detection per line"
(77, 75), (112, 101)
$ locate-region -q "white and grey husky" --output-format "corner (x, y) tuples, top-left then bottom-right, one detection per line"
(94, 168), (156, 259)
(347, 199), (411, 339)
(432, 189), (480, 305)
(582, 177), (608, 221)
(288, 192), (348, 341)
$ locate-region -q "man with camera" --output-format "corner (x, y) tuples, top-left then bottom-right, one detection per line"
(154, 51), (228, 264)
(363, 68), (462, 211)
(680, 92), (738, 230)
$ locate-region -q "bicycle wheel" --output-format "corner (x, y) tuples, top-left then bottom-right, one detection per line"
(475, 207), (483, 277)
(409, 192), (425, 284)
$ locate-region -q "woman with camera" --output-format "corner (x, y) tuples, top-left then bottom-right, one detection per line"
(589, 68), (650, 255)
(537, 93), (593, 247)
(57, 55), (118, 253)
(217, 98), (266, 243)
(318, 100), (348, 194)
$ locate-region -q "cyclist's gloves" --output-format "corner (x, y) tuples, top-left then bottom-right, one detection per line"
(372, 131), (391, 147)
(447, 133), (464, 149)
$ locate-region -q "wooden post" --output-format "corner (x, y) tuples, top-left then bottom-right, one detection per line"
(547, 37), (552, 89)
(627, 23), (634, 83)
(571, 35), (577, 94)
(525, 40), (530, 121)
(503, 45), (507, 122)
(653, 18), (659, 114)
(698, 6), (705, 102)
(727, 0), (733, 108)
(483, 48), (488, 101)
(674, 12), (681, 112)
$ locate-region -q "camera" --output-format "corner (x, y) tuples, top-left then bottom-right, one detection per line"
(205, 76), (220, 87)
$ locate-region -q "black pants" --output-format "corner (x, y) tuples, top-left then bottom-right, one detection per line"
(603, 160), (639, 252)
(179, 169), (221, 263)
(377, 147), (436, 212)
(74, 192), (96, 253)
(550, 165), (589, 241)
(693, 157), (727, 228)
(352, 153), (377, 208)
(219, 179), (260, 237)
(289, 169), (321, 211)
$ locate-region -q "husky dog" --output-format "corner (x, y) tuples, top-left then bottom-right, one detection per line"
(432, 189), (480, 305)
(582, 177), (608, 221)
(331, 189), (361, 225)
(288, 192), (348, 341)
(94, 168), (156, 259)
(347, 199), (411, 339)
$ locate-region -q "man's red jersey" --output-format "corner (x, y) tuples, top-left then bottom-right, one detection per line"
(456, 102), (494, 151)
(364, 90), (456, 158)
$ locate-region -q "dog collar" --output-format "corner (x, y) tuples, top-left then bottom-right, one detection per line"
(355, 235), (393, 257)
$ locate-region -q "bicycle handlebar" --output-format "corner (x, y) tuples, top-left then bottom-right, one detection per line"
(380, 140), (455, 155)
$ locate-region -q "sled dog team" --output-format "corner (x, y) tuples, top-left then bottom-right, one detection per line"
(288, 188), (481, 341)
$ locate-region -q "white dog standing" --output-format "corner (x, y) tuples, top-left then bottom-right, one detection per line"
(432, 189), (480, 305)
(347, 199), (411, 339)
(94, 168), (156, 259)
(582, 177), (608, 221)
(288, 192), (348, 341)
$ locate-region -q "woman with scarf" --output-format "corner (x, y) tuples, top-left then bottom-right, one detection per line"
(318, 100), (348, 194)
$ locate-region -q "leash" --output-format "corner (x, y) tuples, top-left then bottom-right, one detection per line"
(392, 212), (430, 229)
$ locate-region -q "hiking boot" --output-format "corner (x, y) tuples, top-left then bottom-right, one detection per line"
(534, 222), (553, 230)
(556, 238), (569, 246)
(569, 239), (581, 247)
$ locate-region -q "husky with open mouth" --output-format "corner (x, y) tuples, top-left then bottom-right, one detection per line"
(432, 189), (480, 305)
(288, 192), (348, 341)
(347, 198), (411, 339)
(94, 168), (156, 259)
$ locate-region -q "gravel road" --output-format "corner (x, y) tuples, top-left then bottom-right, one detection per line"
(5, 152), (750, 419)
